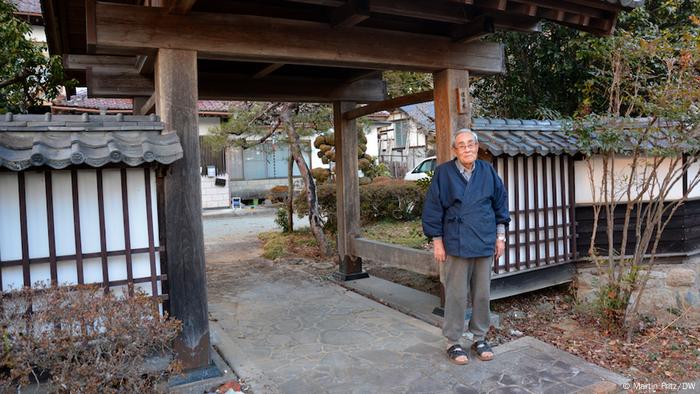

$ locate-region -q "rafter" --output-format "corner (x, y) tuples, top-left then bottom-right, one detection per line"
(167, 0), (198, 14)
(252, 63), (285, 79)
(451, 15), (495, 43)
(329, 0), (369, 27)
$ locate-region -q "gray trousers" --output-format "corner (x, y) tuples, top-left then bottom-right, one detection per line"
(442, 255), (492, 343)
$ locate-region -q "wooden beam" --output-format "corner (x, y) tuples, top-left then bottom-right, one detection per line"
(132, 96), (149, 115)
(63, 54), (136, 70)
(86, 67), (153, 97)
(510, 0), (606, 18)
(252, 63), (285, 79)
(85, 69), (387, 102)
(329, 0), (369, 27)
(343, 90), (433, 120)
(136, 53), (156, 75)
(433, 69), (470, 165)
(90, 2), (506, 73)
(369, 0), (474, 24)
(154, 48), (210, 370)
(134, 94), (155, 115)
(199, 74), (387, 102)
(334, 101), (368, 281)
(167, 0), (198, 14)
(451, 15), (495, 43)
(351, 238), (437, 277)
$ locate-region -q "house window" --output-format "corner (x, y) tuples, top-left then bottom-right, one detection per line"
(243, 142), (310, 180)
(394, 120), (408, 149)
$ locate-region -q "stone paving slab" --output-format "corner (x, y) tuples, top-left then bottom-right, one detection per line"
(207, 258), (629, 394)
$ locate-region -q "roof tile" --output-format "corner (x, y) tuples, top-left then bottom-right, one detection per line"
(0, 114), (182, 170)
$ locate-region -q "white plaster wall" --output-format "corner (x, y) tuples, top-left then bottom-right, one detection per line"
(365, 126), (379, 158)
(0, 169), (161, 295)
(574, 155), (686, 204)
(198, 116), (222, 136)
(30, 25), (46, 44)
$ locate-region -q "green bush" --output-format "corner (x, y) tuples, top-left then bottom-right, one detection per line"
(275, 207), (291, 233)
(294, 180), (425, 232)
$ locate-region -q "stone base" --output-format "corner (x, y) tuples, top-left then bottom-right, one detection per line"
(575, 256), (700, 325)
(333, 271), (370, 281)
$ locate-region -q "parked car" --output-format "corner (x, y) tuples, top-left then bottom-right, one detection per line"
(404, 156), (436, 181)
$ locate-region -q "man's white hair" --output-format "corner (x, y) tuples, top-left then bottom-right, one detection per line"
(452, 128), (479, 148)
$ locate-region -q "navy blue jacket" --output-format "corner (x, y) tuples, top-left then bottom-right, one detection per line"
(422, 159), (510, 258)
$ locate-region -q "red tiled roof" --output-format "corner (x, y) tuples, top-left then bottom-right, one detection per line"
(51, 94), (238, 115)
(11, 0), (41, 15)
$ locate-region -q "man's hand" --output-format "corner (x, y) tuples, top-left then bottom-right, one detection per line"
(433, 238), (446, 263)
(495, 239), (505, 260)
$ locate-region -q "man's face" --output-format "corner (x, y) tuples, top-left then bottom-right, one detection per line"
(452, 132), (478, 167)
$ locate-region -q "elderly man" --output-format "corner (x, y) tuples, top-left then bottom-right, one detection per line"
(422, 129), (510, 365)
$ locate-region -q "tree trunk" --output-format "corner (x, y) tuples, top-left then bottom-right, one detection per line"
(288, 154), (294, 233)
(279, 103), (332, 256)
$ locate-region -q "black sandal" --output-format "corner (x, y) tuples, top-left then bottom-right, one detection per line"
(472, 340), (494, 361)
(446, 344), (469, 365)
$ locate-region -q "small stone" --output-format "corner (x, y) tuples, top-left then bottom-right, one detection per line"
(666, 268), (696, 287)
(509, 329), (523, 337)
(510, 310), (527, 319)
(576, 381), (619, 394)
(536, 302), (555, 313)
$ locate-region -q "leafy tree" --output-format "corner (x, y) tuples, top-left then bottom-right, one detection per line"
(569, 17), (700, 339)
(383, 71), (432, 98)
(472, 0), (700, 119)
(0, 0), (71, 113)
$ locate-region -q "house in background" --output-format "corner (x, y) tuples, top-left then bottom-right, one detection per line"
(374, 104), (433, 178)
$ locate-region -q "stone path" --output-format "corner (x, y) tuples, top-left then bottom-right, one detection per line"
(203, 215), (628, 394)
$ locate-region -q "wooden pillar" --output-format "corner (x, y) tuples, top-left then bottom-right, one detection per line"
(155, 48), (210, 370)
(432, 69), (471, 310)
(432, 69), (470, 164)
(333, 101), (369, 281)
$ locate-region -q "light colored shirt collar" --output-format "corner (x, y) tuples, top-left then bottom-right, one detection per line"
(454, 159), (474, 181)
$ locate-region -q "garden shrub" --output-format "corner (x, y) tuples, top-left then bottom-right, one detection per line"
(0, 285), (181, 393)
(267, 185), (288, 203)
(275, 207), (292, 233)
(294, 180), (425, 232)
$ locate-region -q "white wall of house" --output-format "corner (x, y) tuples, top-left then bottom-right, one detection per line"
(573, 155), (698, 204)
(198, 116), (221, 136)
(29, 25), (46, 44)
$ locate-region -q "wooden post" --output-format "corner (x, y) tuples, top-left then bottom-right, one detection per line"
(432, 69), (470, 164)
(333, 101), (368, 281)
(154, 48), (210, 370)
(432, 69), (470, 309)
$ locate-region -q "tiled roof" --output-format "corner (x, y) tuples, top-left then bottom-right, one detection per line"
(471, 118), (578, 156)
(52, 94), (238, 114)
(400, 103), (577, 156)
(607, 0), (644, 8)
(11, 0), (41, 15)
(0, 113), (183, 170)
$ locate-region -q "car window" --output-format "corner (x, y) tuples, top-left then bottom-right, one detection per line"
(415, 159), (432, 173)
(430, 159), (436, 171)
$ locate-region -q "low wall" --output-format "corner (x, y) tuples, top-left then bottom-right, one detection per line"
(229, 178), (303, 200)
(201, 175), (231, 209)
(575, 255), (700, 324)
